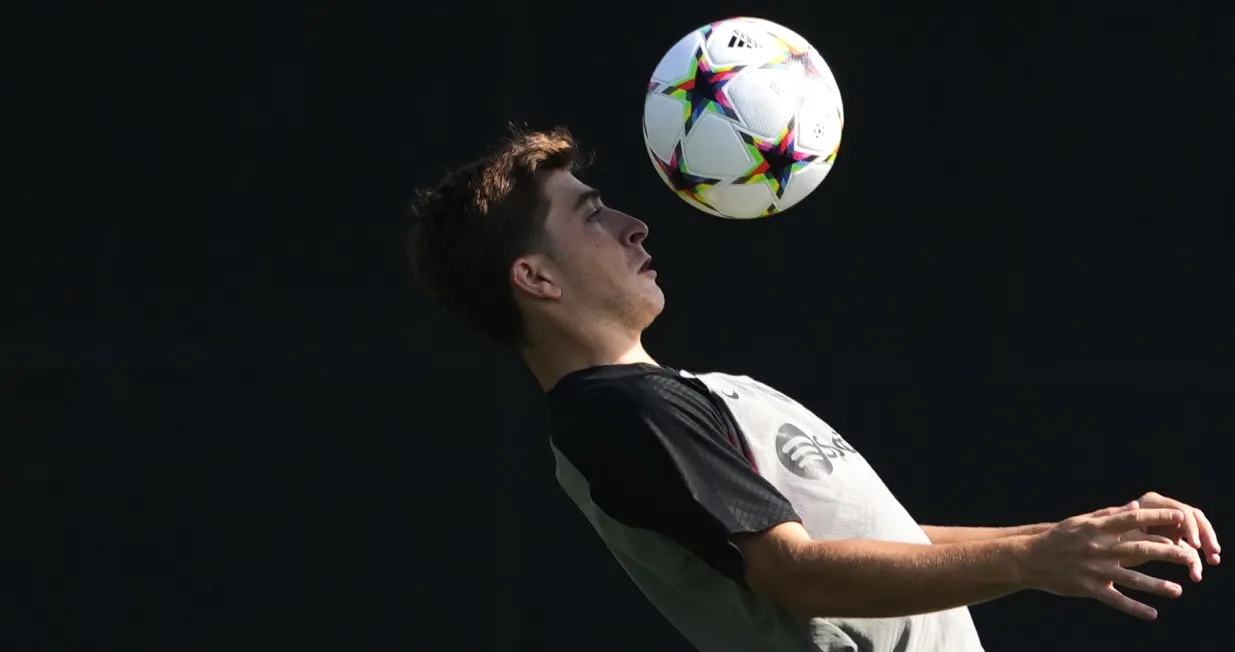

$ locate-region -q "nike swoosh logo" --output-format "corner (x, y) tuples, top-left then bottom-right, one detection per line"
(720, 389), (739, 399)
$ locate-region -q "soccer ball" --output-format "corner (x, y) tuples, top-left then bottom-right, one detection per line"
(643, 17), (844, 219)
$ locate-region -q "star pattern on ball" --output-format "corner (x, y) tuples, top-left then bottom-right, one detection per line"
(736, 117), (818, 202)
(659, 45), (745, 136)
(649, 140), (721, 211)
(786, 51), (827, 81)
(761, 37), (827, 81)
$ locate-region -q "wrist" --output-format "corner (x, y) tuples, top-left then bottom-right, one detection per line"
(1008, 522), (1055, 538)
(1004, 533), (1040, 590)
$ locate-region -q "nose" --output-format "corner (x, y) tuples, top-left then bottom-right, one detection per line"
(617, 211), (649, 247)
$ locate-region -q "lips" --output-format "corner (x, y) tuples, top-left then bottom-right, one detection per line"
(638, 257), (653, 272)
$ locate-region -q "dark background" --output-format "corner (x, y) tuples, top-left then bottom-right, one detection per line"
(19, 1), (1231, 650)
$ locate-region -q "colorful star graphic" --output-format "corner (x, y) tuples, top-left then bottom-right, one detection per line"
(758, 34), (827, 81)
(786, 50), (826, 81)
(658, 45), (745, 136)
(736, 117), (818, 203)
(649, 139), (721, 211)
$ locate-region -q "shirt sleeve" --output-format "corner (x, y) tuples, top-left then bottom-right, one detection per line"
(551, 374), (801, 584)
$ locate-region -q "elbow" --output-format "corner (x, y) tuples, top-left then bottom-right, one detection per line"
(743, 555), (830, 619)
(736, 522), (838, 619)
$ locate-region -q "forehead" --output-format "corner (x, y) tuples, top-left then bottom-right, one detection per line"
(539, 168), (592, 218)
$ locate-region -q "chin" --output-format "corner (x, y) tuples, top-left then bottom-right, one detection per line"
(636, 287), (666, 328)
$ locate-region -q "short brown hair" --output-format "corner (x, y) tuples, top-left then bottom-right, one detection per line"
(408, 126), (584, 347)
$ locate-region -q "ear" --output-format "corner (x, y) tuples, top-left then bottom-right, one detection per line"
(511, 254), (562, 300)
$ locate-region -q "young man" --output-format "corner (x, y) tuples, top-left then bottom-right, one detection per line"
(408, 127), (1220, 651)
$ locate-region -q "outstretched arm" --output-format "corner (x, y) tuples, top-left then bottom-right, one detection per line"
(741, 522), (1029, 618)
(552, 384), (1200, 623)
(741, 505), (1199, 621)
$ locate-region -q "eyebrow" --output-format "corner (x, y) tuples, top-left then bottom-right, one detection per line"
(573, 189), (602, 213)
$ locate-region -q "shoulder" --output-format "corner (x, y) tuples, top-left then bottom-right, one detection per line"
(547, 363), (733, 451)
(547, 366), (802, 572)
(550, 364), (717, 421)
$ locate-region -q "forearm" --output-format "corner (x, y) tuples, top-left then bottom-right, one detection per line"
(921, 523), (1054, 545)
(772, 536), (1032, 619)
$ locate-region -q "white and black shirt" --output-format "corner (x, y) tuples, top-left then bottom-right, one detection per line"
(548, 363), (984, 652)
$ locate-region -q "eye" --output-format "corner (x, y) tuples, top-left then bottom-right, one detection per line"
(586, 206), (603, 221)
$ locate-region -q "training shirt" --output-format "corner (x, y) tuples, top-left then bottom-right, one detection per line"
(548, 363), (984, 652)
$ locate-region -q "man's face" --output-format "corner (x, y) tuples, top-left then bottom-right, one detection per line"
(515, 169), (664, 331)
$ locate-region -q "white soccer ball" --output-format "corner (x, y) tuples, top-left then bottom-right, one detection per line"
(643, 17), (844, 219)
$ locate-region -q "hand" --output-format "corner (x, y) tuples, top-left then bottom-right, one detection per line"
(1135, 491), (1221, 576)
(1022, 502), (1202, 621)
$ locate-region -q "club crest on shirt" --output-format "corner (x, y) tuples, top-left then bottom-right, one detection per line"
(775, 423), (858, 479)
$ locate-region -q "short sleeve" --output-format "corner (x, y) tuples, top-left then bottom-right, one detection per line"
(550, 373), (801, 584)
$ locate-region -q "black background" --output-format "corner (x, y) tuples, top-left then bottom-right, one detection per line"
(19, 1), (1231, 650)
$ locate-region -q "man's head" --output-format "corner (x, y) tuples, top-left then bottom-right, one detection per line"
(409, 127), (663, 350)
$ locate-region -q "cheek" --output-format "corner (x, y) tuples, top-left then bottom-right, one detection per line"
(557, 234), (628, 290)
(556, 251), (602, 289)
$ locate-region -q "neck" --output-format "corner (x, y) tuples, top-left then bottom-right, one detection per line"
(521, 319), (657, 391)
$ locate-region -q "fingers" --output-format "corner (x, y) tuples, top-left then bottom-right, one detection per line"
(1116, 531), (1174, 569)
(1169, 541), (1204, 582)
(1100, 508), (1185, 533)
(1121, 531), (1175, 545)
(1090, 501), (1139, 518)
(1183, 541), (1205, 583)
(1150, 494), (1203, 549)
(1110, 539), (1201, 570)
(1141, 492), (1215, 553)
(1110, 567), (1184, 600)
(1196, 509), (1221, 564)
(1091, 582), (1159, 621)
(1181, 507), (1201, 549)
